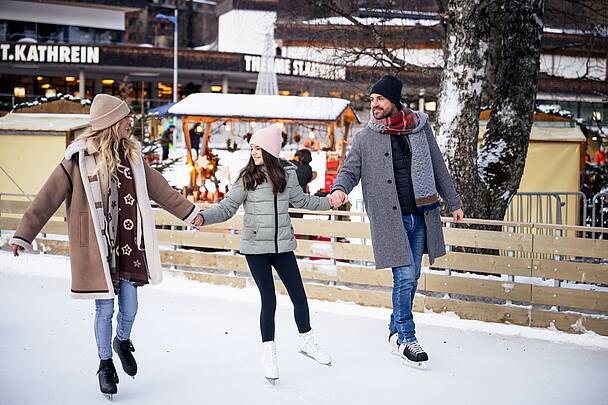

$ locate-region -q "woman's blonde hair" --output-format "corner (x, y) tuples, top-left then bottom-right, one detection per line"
(77, 120), (141, 180)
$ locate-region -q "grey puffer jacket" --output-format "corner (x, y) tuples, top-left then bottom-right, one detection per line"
(202, 161), (330, 254)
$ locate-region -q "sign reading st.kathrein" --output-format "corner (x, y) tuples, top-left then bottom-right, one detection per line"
(0, 43), (100, 64)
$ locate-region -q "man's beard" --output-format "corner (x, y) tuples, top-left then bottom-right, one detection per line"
(373, 108), (392, 120)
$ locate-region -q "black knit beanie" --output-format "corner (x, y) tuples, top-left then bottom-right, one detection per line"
(370, 75), (403, 109)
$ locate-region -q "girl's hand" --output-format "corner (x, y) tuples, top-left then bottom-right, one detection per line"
(11, 244), (24, 257)
(192, 213), (204, 229)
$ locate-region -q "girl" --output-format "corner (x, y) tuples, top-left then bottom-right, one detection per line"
(10, 94), (203, 400)
(199, 125), (333, 384)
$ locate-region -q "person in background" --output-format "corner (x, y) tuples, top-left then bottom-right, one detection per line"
(292, 149), (317, 194)
(189, 123), (203, 158)
(595, 144), (606, 165)
(290, 149), (318, 219)
(160, 125), (175, 161)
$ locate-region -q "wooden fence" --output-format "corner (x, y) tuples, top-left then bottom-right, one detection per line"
(1, 194), (607, 336)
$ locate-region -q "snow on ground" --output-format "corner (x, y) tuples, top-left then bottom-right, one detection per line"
(1, 251), (608, 405)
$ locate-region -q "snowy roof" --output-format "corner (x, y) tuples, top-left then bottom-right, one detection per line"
(168, 93), (360, 123)
(304, 16), (440, 26)
(0, 113), (90, 133)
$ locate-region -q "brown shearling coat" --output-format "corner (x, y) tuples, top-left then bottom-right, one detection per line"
(10, 140), (199, 299)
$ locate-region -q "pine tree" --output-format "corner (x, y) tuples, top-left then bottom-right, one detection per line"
(135, 115), (182, 174)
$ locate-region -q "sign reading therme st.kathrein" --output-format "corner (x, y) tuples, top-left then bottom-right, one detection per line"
(0, 43), (100, 64)
(244, 54), (346, 81)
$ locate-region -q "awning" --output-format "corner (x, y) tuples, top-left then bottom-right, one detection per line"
(147, 102), (177, 117)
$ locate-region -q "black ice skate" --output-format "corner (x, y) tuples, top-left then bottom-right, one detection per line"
(388, 332), (399, 355)
(97, 359), (119, 401)
(398, 341), (429, 369)
(113, 336), (138, 378)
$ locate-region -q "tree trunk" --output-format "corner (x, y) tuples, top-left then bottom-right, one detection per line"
(438, 0), (545, 220)
(477, 0), (546, 219)
(436, 0), (490, 217)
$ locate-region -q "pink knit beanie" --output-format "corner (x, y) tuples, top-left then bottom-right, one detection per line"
(249, 125), (282, 158)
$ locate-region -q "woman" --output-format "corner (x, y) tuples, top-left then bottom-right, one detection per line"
(10, 94), (203, 400)
(292, 149), (317, 194)
(199, 125), (335, 384)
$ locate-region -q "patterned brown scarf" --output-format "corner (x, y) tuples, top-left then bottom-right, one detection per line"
(107, 146), (149, 293)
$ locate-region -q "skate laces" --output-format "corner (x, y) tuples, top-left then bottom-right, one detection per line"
(265, 344), (278, 368)
(120, 339), (135, 353)
(405, 341), (424, 355)
(303, 334), (322, 355)
(119, 339), (136, 367)
(98, 360), (118, 383)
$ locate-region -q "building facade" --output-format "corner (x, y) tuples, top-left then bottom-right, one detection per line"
(0, 0), (606, 126)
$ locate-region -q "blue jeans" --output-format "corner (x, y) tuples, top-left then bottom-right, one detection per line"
(389, 213), (426, 345)
(94, 280), (138, 360)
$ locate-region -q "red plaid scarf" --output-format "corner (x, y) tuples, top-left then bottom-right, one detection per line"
(369, 108), (419, 135)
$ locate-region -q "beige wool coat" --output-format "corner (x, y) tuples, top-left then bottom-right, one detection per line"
(10, 139), (199, 299)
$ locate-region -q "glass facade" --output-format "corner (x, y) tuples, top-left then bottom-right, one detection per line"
(0, 20), (123, 44)
(0, 74), (94, 105)
(537, 99), (608, 126)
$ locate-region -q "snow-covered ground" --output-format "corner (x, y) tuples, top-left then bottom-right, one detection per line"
(2, 251), (608, 405)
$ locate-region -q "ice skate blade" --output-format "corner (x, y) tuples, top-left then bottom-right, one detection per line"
(299, 350), (332, 366)
(400, 357), (428, 370)
(103, 393), (114, 401)
(266, 377), (278, 385)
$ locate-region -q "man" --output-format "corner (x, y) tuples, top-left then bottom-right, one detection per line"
(328, 75), (464, 367)
(159, 125), (175, 161)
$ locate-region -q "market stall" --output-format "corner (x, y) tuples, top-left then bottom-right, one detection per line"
(0, 112), (90, 194)
(479, 111), (586, 225)
(167, 93), (360, 201)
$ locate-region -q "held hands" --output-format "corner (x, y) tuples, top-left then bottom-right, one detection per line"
(328, 190), (348, 209)
(452, 208), (465, 223)
(192, 213), (204, 230)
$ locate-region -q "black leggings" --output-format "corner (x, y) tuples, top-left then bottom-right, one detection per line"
(245, 251), (311, 342)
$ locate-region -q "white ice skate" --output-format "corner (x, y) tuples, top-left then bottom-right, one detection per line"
(262, 341), (279, 384)
(298, 330), (332, 366)
(398, 340), (429, 370)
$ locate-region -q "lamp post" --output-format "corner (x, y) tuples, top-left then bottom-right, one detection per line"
(155, 10), (178, 102)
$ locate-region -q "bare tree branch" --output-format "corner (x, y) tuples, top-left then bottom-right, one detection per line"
(304, 0), (431, 74)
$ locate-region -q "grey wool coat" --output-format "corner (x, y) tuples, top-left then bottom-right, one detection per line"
(202, 161), (330, 254)
(331, 112), (462, 269)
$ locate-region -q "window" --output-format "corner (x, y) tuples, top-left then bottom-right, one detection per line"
(68, 26), (95, 44)
(6, 20), (36, 42)
(0, 21), (7, 42)
(38, 23), (65, 43)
